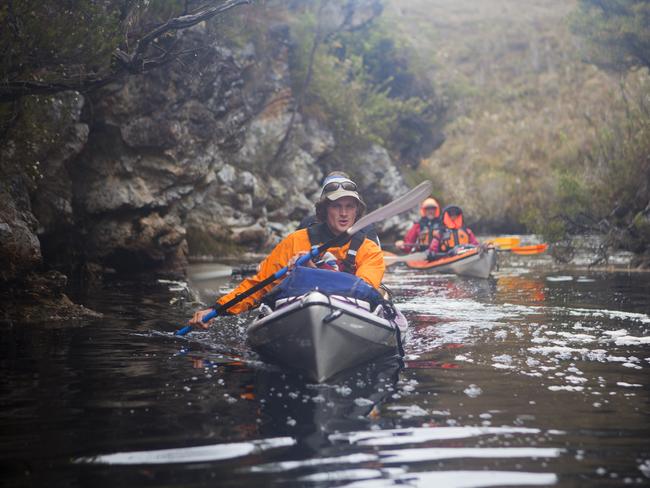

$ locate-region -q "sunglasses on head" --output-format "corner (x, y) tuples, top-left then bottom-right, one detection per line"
(322, 181), (358, 194)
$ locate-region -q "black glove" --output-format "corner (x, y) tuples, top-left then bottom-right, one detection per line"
(427, 252), (447, 262)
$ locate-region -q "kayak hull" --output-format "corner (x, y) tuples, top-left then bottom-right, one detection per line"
(406, 247), (497, 279)
(248, 292), (407, 382)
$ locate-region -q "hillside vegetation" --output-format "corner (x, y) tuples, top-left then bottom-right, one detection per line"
(383, 0), (648, 243)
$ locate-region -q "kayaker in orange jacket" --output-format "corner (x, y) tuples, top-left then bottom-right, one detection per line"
(190, 173), (385, 326)
(427, 205), (479, 260)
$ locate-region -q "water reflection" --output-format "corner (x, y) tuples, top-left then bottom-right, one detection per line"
(1, 263), (649, 487)
(497, 275), (546, 304)
(77, 437), (296, 465)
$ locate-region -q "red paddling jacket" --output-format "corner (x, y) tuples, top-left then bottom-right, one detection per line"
(401, 198), (441, 252)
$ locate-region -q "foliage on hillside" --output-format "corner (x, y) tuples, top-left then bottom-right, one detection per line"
(390, 0), (616, 231)
(284, 3), (446, 178)
(380, 0), (650, 263)
(570, 0), (650, 72)
(0, 0), (121, 85)
(0, 0), (198, 98)
(541, 0), (650, 262)
(552, 82), (649, 245)
(0, 0), (248, 178)
(527, 0), (650, 263)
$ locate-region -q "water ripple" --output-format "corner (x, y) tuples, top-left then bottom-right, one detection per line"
(74, 436), (295, 465)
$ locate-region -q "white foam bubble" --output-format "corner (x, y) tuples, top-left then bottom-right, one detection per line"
(75, 437), (296, 465)
(546, 276), (574, 282)
(379, 446), (562, 463)
(329, 426), (545, 446)
(548, 385), (584, 392)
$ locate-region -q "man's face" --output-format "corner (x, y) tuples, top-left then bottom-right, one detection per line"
(424, 206), (438, 219)
(326, 197), (358, 235)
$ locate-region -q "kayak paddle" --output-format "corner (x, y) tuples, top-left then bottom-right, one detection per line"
(496, 243), (548, 255)
(486, 238), (548, 255)
(507, 243), (548, 255)
(175, 180), (433, 335)
(485, 236), (521, 250)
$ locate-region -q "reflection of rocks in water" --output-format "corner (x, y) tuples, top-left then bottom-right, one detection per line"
(552, 235), (638, 269)
(550, 240), (574, 264)
(253, 356), (403, 452)
(0, 271), (101, 325)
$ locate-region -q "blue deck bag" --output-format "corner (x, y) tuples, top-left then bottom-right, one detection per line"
(263, 266), (384, 309)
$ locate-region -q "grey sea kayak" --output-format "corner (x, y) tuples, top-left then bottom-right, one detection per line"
(247, 291), (408, 382)
(405, 247), (497, 279)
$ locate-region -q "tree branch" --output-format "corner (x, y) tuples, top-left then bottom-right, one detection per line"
(116, 0), (249, 72)
(271, 0), (325, 165)
(0, 0), (250, 103)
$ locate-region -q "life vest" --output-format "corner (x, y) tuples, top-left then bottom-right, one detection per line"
(307, 222), (365, 274)
(416, 217), (440, 249)
(438, 205), (471, 252)
(438, 228), (471, 252)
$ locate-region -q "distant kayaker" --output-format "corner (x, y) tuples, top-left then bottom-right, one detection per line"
(298, 171), (381, 247)
(426, 205), (480, 260)
(190, 173), (384, 326)
(396, 197), (442, 253)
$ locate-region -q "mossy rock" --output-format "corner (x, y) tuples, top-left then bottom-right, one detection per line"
(631, 211), (650, 241)
(186, 226), (242, 258)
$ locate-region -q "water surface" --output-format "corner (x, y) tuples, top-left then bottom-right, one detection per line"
(1, 253), (649, 487)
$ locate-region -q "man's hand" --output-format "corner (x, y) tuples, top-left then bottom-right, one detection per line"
(426, 251), (448, 262)
(288, 251), (315, 269)
(189, 308), (216, 329)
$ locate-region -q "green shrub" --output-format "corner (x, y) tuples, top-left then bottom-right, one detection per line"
(287, 8), (446, 168)
(532, 74), (650, 248)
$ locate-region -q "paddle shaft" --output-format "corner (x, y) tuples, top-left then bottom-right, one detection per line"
(175, 234), (349, 335)
(384, 251), (429, 264)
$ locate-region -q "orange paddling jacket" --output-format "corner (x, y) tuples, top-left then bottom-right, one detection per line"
(216, 224), (384, 314)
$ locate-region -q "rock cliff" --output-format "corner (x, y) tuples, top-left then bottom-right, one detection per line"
(0, 1), (415, 317)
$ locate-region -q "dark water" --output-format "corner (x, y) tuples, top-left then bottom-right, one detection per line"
(1, 253), (649, 487)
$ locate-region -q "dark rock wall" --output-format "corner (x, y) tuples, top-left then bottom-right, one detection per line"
(1, 4), (412, 286)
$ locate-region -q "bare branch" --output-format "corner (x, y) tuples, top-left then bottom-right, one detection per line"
(0, 0), (250, 103)
(271, 0), (325, 165)
(116, 0), (250, 71)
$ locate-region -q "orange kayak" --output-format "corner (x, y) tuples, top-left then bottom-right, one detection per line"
(404, 247), (497, 279)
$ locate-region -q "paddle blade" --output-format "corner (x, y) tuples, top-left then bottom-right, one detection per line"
(348, 181), (433, 235)
(486, 236), (521, 250)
